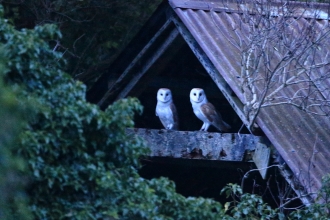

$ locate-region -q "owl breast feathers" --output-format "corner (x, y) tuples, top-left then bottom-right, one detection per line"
(156, 88), (179, 130)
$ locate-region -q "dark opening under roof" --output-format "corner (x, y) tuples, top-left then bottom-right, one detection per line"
(87, 0), (330, 195)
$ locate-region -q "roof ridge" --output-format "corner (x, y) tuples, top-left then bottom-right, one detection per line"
(169, 0), (330, 20)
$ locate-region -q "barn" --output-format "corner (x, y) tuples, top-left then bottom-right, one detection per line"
(87, 0), (330, 205)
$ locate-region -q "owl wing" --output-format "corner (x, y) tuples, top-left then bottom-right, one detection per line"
(201, 102), (230, 132)
(170, 102), (179, 130)
(200, 102), (218, 123)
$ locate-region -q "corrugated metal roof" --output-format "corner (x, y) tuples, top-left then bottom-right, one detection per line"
(170, 0), (330, 193)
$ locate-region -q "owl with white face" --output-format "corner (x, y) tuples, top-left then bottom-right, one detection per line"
(190, 88), (231, 132)
(156, 88), (179, 130)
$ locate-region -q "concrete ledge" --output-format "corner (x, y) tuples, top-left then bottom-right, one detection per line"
(127, 128), (263, 161)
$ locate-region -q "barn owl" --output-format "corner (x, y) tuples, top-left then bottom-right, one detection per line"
(190, 88), (231, 132)
(156, 88), (179, 130)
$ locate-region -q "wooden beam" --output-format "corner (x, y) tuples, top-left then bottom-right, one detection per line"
(141, 157), (254, 169)
(127, 128), (263, 161)
(97, 19), (174, 107)
(124, 36), (185, 98)
(115, 28), (180, 100)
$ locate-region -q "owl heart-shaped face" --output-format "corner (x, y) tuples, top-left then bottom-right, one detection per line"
(190, 88), (205, 103)
(157, 88), (172, 102)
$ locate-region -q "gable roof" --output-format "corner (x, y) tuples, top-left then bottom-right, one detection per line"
(169, 0), (330, 194)
(87, 0), (330, 195)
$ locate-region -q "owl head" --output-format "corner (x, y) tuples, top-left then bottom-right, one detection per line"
(157, 88), (173, 103)
(190, 88), (207, 103)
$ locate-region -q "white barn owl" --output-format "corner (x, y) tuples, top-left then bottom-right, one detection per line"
(156, 88), (179, 130)
(190, 88), (231, 132)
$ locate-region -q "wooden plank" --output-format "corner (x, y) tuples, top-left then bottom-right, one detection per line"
(97, 19), (174, 107)
(127, 128), (262, 161)
(124, 36), (186, 98)
(115, 28), (180, 100)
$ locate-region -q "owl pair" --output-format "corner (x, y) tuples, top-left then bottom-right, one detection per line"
(156, 88), (231, 132)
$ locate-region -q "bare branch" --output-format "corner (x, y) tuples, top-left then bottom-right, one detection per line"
(224, 0), (330, 128)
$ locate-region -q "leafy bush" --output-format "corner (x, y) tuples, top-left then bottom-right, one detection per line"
(221, 183), (279, 219)
(289, 174), (330, 220)
(0, 48), (32, 219)
(0, 4), (226, 219)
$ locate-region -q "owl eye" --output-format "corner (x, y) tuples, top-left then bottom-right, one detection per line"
(160, 93), (163, 96)
(166, 93), (169, 96)
(194, 93), (196, 96)
(199, 93), (202, 96)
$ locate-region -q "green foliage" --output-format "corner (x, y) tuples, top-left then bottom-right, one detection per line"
(289, 174), (330, 220)
(3, 1), (330, 219)
(221, 178), (330, 219)
(0, 48), (32, 219)
(221, 183), (279, 219)
(0, 3), (227, 219)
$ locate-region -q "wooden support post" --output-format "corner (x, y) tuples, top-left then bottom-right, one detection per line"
(252, 142), (271, 179)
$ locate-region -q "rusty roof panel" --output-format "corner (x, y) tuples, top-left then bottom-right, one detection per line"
(170, 0), (330, 192)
